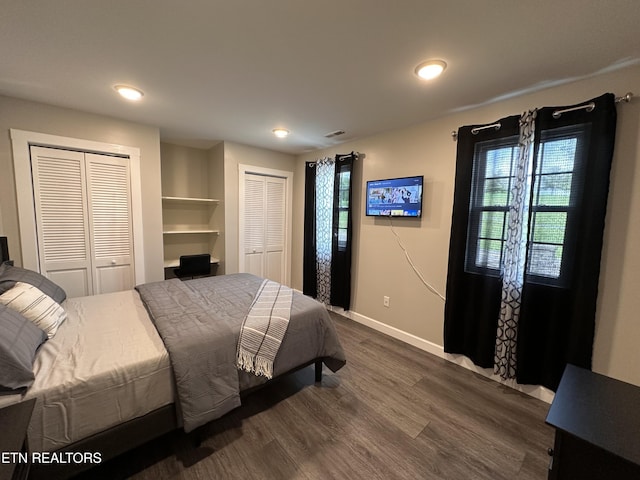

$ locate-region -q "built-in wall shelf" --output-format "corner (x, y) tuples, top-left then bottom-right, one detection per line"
(162, 229), (220, 235)
(160, 142), (225, 276)
(161, 196), (219, 205)
(164, 258), (220, 268)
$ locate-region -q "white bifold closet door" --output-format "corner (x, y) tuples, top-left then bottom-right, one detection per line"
(30, 146), (134, 298)
(243, 173), (286, 283)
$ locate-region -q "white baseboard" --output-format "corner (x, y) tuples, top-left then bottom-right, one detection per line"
(327, 305), (555, 405)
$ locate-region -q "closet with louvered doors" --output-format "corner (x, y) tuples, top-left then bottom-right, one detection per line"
(30, 146), (134, 298)
(241, 172), (287, 284)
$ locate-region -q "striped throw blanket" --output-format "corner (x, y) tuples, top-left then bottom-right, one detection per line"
(237, 279), (293, 379)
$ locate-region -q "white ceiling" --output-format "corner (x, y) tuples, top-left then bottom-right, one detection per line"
(1, 1), (639, 154)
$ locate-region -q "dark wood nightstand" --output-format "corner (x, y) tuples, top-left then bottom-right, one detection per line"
(546, 365), (640, 479)
(0, 398), (36, 480)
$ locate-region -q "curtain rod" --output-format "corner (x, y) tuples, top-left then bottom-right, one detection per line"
(451, 92), (634, 141)
(336, 151), (361, 159)
(471, 123), (501, 135)
(307, 151), (362, 166)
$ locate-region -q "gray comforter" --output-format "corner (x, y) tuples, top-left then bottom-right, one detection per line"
(136, 273), (346, 432)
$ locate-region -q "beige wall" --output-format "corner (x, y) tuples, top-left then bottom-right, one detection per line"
(293, 65), (640, 387)
(0, 95), (165, 282)
(209, 142), (226, 274)
(160, 143), (211, 198)
(223, 141), (296, 275)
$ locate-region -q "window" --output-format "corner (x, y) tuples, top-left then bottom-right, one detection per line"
(466, 136), (520, 273)
(466, 126), (585, 286)
(446, 94), (617, 390)
(336, 169), (351, 251)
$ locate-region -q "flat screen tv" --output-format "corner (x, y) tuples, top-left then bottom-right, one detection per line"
(366, 175), (423, 217)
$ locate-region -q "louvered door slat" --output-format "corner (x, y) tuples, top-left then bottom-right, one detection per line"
(265, 177), (285, 252)
(86, 154), (134, 294)
(244, 176), (265, 253)
(88, 159), (132, 259)
(30, 146), (93, 298)
(32, 151), (88, 263)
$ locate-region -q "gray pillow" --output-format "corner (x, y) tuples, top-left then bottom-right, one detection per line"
(0, 263), (66, 304)
(0, 304), (47, 392)
(0, 282), (68, 338)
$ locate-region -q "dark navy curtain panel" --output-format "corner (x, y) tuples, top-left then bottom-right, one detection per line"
(444, 93), (617, 391)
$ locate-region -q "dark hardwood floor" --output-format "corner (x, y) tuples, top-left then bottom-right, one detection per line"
(77, 312), (554, 479)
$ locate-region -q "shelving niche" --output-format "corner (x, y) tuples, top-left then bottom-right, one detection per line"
(160, 143), (225, 275)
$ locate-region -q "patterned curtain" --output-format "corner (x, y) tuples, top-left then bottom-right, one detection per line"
(314, 158), (336, 304)
(494, 110), (536, 380)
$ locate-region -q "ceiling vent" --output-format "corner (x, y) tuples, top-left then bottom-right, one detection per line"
(324, 130), (345, 138)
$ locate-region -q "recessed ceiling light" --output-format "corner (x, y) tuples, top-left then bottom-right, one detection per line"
(272, 128), (290, 138)
(114, 85), (144, 101)
(414, 60), (447, 80)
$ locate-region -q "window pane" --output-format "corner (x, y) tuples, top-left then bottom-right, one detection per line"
(337, 228), (347, 250)
(482, 178), (510, 206)
(537, 138), (577, 174)
(339, 190), (350, 208)
(338, 171), (350, 208)
(485, 147), (515, 177)
(480, 211), (506, 239)
(476, 239), (502, 269)
(338, 210), (348, 228)
(531, 212), (567, 244)
(528, 244), (563, 278)
(466, 137), (520, 275)
(340, 171), (351, 188)
(535, 173), (572, 206)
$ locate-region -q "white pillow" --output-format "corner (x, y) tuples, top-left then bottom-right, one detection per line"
(0, 281), (67, 338)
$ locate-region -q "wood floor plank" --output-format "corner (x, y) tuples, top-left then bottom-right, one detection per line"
(419, 416), (525, 480)
(414, 371), (553, 453)
(79, 312), (554, 480)
(344, 337), (427, 387)
(335, 355), (434, 438)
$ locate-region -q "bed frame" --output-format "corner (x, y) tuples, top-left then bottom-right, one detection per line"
(28, 359), (323, 479)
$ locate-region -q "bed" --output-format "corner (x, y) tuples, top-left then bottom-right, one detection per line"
(0, 265), (346, 479)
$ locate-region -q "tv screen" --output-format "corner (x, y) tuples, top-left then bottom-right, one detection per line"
(366, 175), (423, 217)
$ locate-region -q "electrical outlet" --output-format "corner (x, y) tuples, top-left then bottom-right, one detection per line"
(383, 296), (390, 307)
